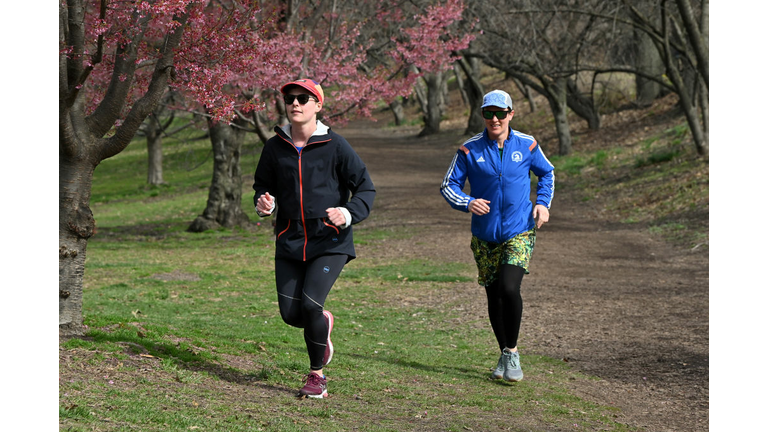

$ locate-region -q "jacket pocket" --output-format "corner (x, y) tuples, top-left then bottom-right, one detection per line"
(323, 218), (340, 234)
(277, 219), (291, 239)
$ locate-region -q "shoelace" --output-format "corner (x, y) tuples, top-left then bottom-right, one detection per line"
(305, 373), (324, 386)
(504, 352), (519, 369)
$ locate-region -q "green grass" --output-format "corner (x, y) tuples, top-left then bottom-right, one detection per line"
(61, 126), (637, 431)
(341, 258), (475, 283)
(548, 121), (708, 249)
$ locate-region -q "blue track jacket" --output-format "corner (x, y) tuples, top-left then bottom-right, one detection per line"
(440, 127), (555, 244)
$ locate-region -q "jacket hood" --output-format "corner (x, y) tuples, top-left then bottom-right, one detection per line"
(279, 120), (330, 141)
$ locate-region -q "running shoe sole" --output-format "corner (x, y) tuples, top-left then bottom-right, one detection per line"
(304, 390), (328, 399)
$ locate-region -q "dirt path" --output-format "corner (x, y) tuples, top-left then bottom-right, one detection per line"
(339, 121), (709, 432)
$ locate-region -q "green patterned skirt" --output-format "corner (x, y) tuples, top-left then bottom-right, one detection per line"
(470, 229), (536, 287)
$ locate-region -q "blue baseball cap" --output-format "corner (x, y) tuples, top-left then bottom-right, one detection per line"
(481, 90), (513, 110)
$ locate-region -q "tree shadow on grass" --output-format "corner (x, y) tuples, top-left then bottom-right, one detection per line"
(344, 352), (491, 384)
(79, 331), (297, 397)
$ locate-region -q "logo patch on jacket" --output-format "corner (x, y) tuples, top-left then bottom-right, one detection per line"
(477, 156), (486, 162)
(511, 151), (523, 162)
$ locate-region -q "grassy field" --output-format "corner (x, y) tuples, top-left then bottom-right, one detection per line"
(58, 123), (642, 431)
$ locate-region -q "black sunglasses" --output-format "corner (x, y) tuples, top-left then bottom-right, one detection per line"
(482, 110), (511, 120)
(283, 94), (317, 105)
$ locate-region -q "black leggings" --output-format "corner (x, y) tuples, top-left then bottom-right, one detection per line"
(484, 264), (526, 352)
(275, 254), (347, 370)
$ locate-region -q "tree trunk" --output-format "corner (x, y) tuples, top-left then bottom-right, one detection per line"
(679, 97), (707, 156)
(59, 156), (97, 337)
(457, 56), (485, 135)
(452, 63), (469, 107)
(566, 77), (601, 130)
(698, 0), (709, 140)
(252, 110), (272, 144)
(676, 0), (708, 87)
(60, 1), (190, 336)
(146, 114), (165, 185)
(698, 76), (709, 140)
(188, 118), (251, 232)
(622, 0), (708, 157)
(660, 6), (708, 157)
(412, 70), (428, 121)
(418, 71), (445, 137)
(634, 29), (664, 106)
(681, 58), (698, 108)
(275, 94), (290, 127)
(547, 78), (573, 156)
(511, 77), (536, 112)
(389, 98), (405, 126)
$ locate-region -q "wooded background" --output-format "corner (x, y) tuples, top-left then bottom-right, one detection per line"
(59, 0), (709, 336)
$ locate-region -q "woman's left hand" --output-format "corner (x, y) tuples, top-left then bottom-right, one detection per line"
(326, 207), (346, 227)
(533, 205), (550, 229)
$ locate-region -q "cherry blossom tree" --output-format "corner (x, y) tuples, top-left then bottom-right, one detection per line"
(389, 0), (476, 136)
(143, 91), (194, 186)
(185, 1), (403, 232)
(59, 0), (476, 335)
(186, 0), (476, 231)
(59, 0), (275, 336)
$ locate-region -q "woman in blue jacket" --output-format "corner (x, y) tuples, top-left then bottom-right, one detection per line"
(440, 89), (554, 382)
(253, 79), (375, 398)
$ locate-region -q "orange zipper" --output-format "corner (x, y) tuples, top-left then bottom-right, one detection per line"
(278, 134), (332, 261)
(298, 152), (308, 261)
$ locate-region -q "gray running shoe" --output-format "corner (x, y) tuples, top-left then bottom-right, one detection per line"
(502, 350), (524, 382)
(491, 353), (505, 380)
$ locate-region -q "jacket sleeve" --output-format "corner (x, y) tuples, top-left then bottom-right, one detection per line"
(337, 139), (375, 224)
(530, 144), (555, 209)
(252, 143), (276, 217)
(440, 148), (472, 212)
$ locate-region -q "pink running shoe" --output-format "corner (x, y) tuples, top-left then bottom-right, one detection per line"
(299, 373), (328, 399)
(322, 310), (334, 366)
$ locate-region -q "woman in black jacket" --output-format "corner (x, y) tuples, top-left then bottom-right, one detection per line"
(253, 79), (375, 398)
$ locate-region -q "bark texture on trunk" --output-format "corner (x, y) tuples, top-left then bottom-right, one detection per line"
(457, 56), (485, 135)
(188, 120), (251, 232)
(548, 78), (573, 156)
(511, 77), (536, 113)
(634, 29), (664, 106)
(146, 115), (165, 185)
(623, 0), (708, 157)
(660, 5), (708, 156)
(418, 72), (446, 137)
(389, 98), (405, 126)
(452, 63), (469, 107)
(59, 0), (190, 336)
(59, 157), (97, 337)
(566, 78), (601, 130)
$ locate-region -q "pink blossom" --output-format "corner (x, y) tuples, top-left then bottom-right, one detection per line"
(63, 0), (474, 125)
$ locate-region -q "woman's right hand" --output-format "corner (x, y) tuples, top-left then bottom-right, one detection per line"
(256, 192), (274, 214)
(468, 198), (491, 216)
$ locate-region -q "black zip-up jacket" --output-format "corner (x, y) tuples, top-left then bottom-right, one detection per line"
(252, 122), (375, 262)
